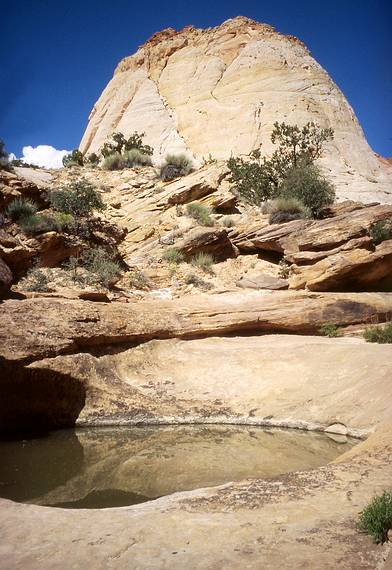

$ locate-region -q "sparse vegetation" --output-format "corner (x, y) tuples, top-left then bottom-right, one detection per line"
(221, 216), (236, 228)
(85, 152), (100, 166)
(163, 248), (184, 264)
(358, 491), (392, 544)
(0, 140), (10, 170)
(266, 197), (310, 224)
(100, 132), (153, 158)
(19, 212), (73, 234)
(6, 198), (37, 222)
(160, 154), (194, 181)
(369, 220), (391, 245)
(50, 179), (106, 217)
(62, 149), (84, 168)
(227, 121), (335, 215)
(81, 248), (122, 288)
(319, 323), (340, 338)
(278, 260), (290, 279)
(190, 252), (214, 270)
(185, 273), (213, 290)
(363, 322), (392, 344)
(103, 148), (152, 170)
(128, 270), (151, 290)
(20, 266), (52, 292)
(186, 202), (214, 226)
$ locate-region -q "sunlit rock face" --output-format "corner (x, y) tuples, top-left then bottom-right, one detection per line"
(80, 16), (392, 203)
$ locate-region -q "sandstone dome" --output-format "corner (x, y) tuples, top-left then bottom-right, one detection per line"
(80, 16), (392, 203)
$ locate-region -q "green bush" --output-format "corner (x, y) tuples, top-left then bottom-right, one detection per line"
(163, 248), (184, 264)
(20, 212), (74, 234)
(122, 148), (152, 168)
(319, 323), (340, 338)
(227, 121), (334, 207)
(0, 139), (10, 171)
(190, 252), (214, 270)
(103, 149), (152, 170)
(369, 220), (391, 245)
(363, 322), (392, 344)
(278, 163), (335, 218)
(186, 202), (213, 226)
(82, 247), (122, 288)
(85, 152), (100, 166)
(100, 132), (153, 158)
(6, 198), (37, 221)
(358, 491), (392, 544)
(63, 149), (84, 167)
(266, 197), (310, 224)
(160, 154), (194, 181)
(50, 179), (106, 217)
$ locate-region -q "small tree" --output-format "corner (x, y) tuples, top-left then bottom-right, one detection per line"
(0, 140), (10, 170)
(50, 178), (106, 217)
(100, 132), (153, 158)
(63, 149), (84, 167)
(227, 121), (334, 208)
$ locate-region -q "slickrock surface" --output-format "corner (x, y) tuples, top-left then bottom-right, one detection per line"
(0, 421), (391, 569)
(80, 17), (392, 203)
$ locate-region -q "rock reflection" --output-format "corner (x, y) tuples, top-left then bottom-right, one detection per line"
(0, 425), (355, 508)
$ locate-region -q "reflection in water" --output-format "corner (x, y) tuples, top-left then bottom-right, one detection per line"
(0, 425), (356, 509)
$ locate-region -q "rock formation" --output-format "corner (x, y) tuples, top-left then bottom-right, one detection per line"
(80, 17), (392, 203)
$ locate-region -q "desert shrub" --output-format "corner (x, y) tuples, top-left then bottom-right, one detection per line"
(85, 152), (100, 166)
(358, 491), (392, 544)
(363, 322), (392, 344)
(185, 273), (213, 290)
(278, 260), (290, 279)
(100, 132), (153, 158)
(20, 267), (52, 292)
(163, 248), (184, 264)
(160, 154), (194, 181)
(102, 152), (124, 171)
(50, 179), (106, 217)
(221, 216), (235, 228)
(122, 148), (152, 168)
(20, 212), (74, 234)
(63, 149), (84, 167)
(6, 198), (37, 221)
(227, 121), (334, 206)
(190, 252), (214, 270)
(0, 140), (10, 170)
(103, 148), (152, 170)
(186, 202), (213, 226)
(319, 323), (340, 338)
(81, 247), (121, 288)
(278, 163), (335, 218)
(129, 270), (151, 289)
(267, 197), (310, 224)
(369, 220), (391, 245)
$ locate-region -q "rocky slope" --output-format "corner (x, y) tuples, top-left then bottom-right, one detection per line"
(80, 17), (392, 203)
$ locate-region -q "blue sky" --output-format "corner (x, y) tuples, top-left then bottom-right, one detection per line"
(2, 0), (391, 161)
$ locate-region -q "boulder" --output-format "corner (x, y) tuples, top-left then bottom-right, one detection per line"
(175, 227), (236, 261)
(237, 272), (288, 290)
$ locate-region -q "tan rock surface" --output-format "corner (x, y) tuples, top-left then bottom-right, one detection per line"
(80, 17), (392, 203)
(1, 291), (392, 362)
(0, 421), (391, 569)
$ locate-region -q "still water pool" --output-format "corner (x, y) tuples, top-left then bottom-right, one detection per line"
(0, 425), (355, 508)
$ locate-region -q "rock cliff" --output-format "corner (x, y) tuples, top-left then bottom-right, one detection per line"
(80, 16), (392, 203)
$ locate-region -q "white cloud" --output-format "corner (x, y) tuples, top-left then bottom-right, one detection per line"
(21, 145), (71, 169)
(8, 152), (16, 161)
